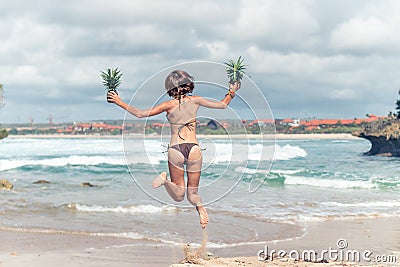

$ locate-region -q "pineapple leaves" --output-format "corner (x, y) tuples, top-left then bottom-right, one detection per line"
(101, 68), (123, 91)
(224, 56), (246, 84)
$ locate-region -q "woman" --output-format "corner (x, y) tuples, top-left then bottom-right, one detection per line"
(107, 70), (240, 229)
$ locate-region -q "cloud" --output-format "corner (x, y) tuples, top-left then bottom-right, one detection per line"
(329, 17), (400, 54)
(1, 0), (400, 123)
(229, 0), (320, 51)
(329, 89), (358, 100)
(327, 0), (400, 55)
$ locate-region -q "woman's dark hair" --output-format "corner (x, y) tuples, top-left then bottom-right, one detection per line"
(165, 70), (194, 99)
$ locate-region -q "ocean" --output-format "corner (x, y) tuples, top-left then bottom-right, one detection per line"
(1, 137), (399, 249)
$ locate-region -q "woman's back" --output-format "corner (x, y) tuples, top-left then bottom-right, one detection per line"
(167, 97), (199, 145)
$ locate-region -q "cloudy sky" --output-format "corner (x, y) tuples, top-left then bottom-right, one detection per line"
(1, 0), (400, 124)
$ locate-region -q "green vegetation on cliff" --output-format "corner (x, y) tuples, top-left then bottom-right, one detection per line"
(355, 118), (400, 139)
(0, 128), (8, 139)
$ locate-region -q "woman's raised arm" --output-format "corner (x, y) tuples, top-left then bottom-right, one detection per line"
(192, 82), (241, 109)
(107, 91), (170, 118)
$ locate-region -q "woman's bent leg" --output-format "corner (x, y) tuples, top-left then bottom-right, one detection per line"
(186, 145), (208, 228)
(187, 171), (208, 229)
(152, 148), (186, 202)
(186, 171), (202, 206)
(165, 162), (185, 202)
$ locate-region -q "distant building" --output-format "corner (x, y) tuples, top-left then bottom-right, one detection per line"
(298, 115), (384, 128)
(206, 120), (219, 130)
(281, 118), (300, 127)
(247, 119), (275, 126)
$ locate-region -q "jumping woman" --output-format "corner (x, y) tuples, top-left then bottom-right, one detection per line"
(107, 70), (240, 229)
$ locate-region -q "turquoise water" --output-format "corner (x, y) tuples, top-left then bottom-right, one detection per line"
(0, 137), (399, 247)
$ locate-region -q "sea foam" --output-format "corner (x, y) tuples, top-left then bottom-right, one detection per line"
(1, 143), (307, 171)
(67, 203), (177, 214)
(0, 155), (125, 171)
(284, 176), (376, 189)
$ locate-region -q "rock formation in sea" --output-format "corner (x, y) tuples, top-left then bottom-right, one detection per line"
(0, 179), (13, 190)
(33, 180), (51, 184)
(353, 118), (400, 156)
(81, 182), (97, 187)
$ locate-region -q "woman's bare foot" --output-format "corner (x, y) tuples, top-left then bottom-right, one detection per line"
(152, 172), (167, 188)
(196, 205), (209, 229)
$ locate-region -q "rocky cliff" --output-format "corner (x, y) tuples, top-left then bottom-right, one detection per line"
(353, 119), (400, 156)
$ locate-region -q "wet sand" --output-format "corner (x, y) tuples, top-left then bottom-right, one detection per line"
(0, 217), (398, 267)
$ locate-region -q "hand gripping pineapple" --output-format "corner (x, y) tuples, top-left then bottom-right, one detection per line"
(101, 68), (122, 103)
(224, 56), (246, 98)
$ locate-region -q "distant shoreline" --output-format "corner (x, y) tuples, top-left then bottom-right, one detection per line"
(7, 133), (360, 140)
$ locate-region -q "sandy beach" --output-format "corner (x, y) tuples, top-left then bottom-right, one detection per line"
(7, 133), (360, 140)
(0, 217), (398, 267)
(2, 135), (395, 267)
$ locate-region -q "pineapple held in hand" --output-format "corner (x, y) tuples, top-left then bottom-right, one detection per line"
(101, 68), (122, 103)
(224, 56), (246, 85)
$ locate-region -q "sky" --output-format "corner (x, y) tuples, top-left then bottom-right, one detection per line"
(1, 0), (400, 124)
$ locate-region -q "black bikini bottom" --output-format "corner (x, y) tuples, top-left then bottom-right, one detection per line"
(170, 143), (198, 160)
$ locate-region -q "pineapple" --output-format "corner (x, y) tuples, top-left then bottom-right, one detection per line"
(224, 56), (246, 84)
(101, 68), (122, 101)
